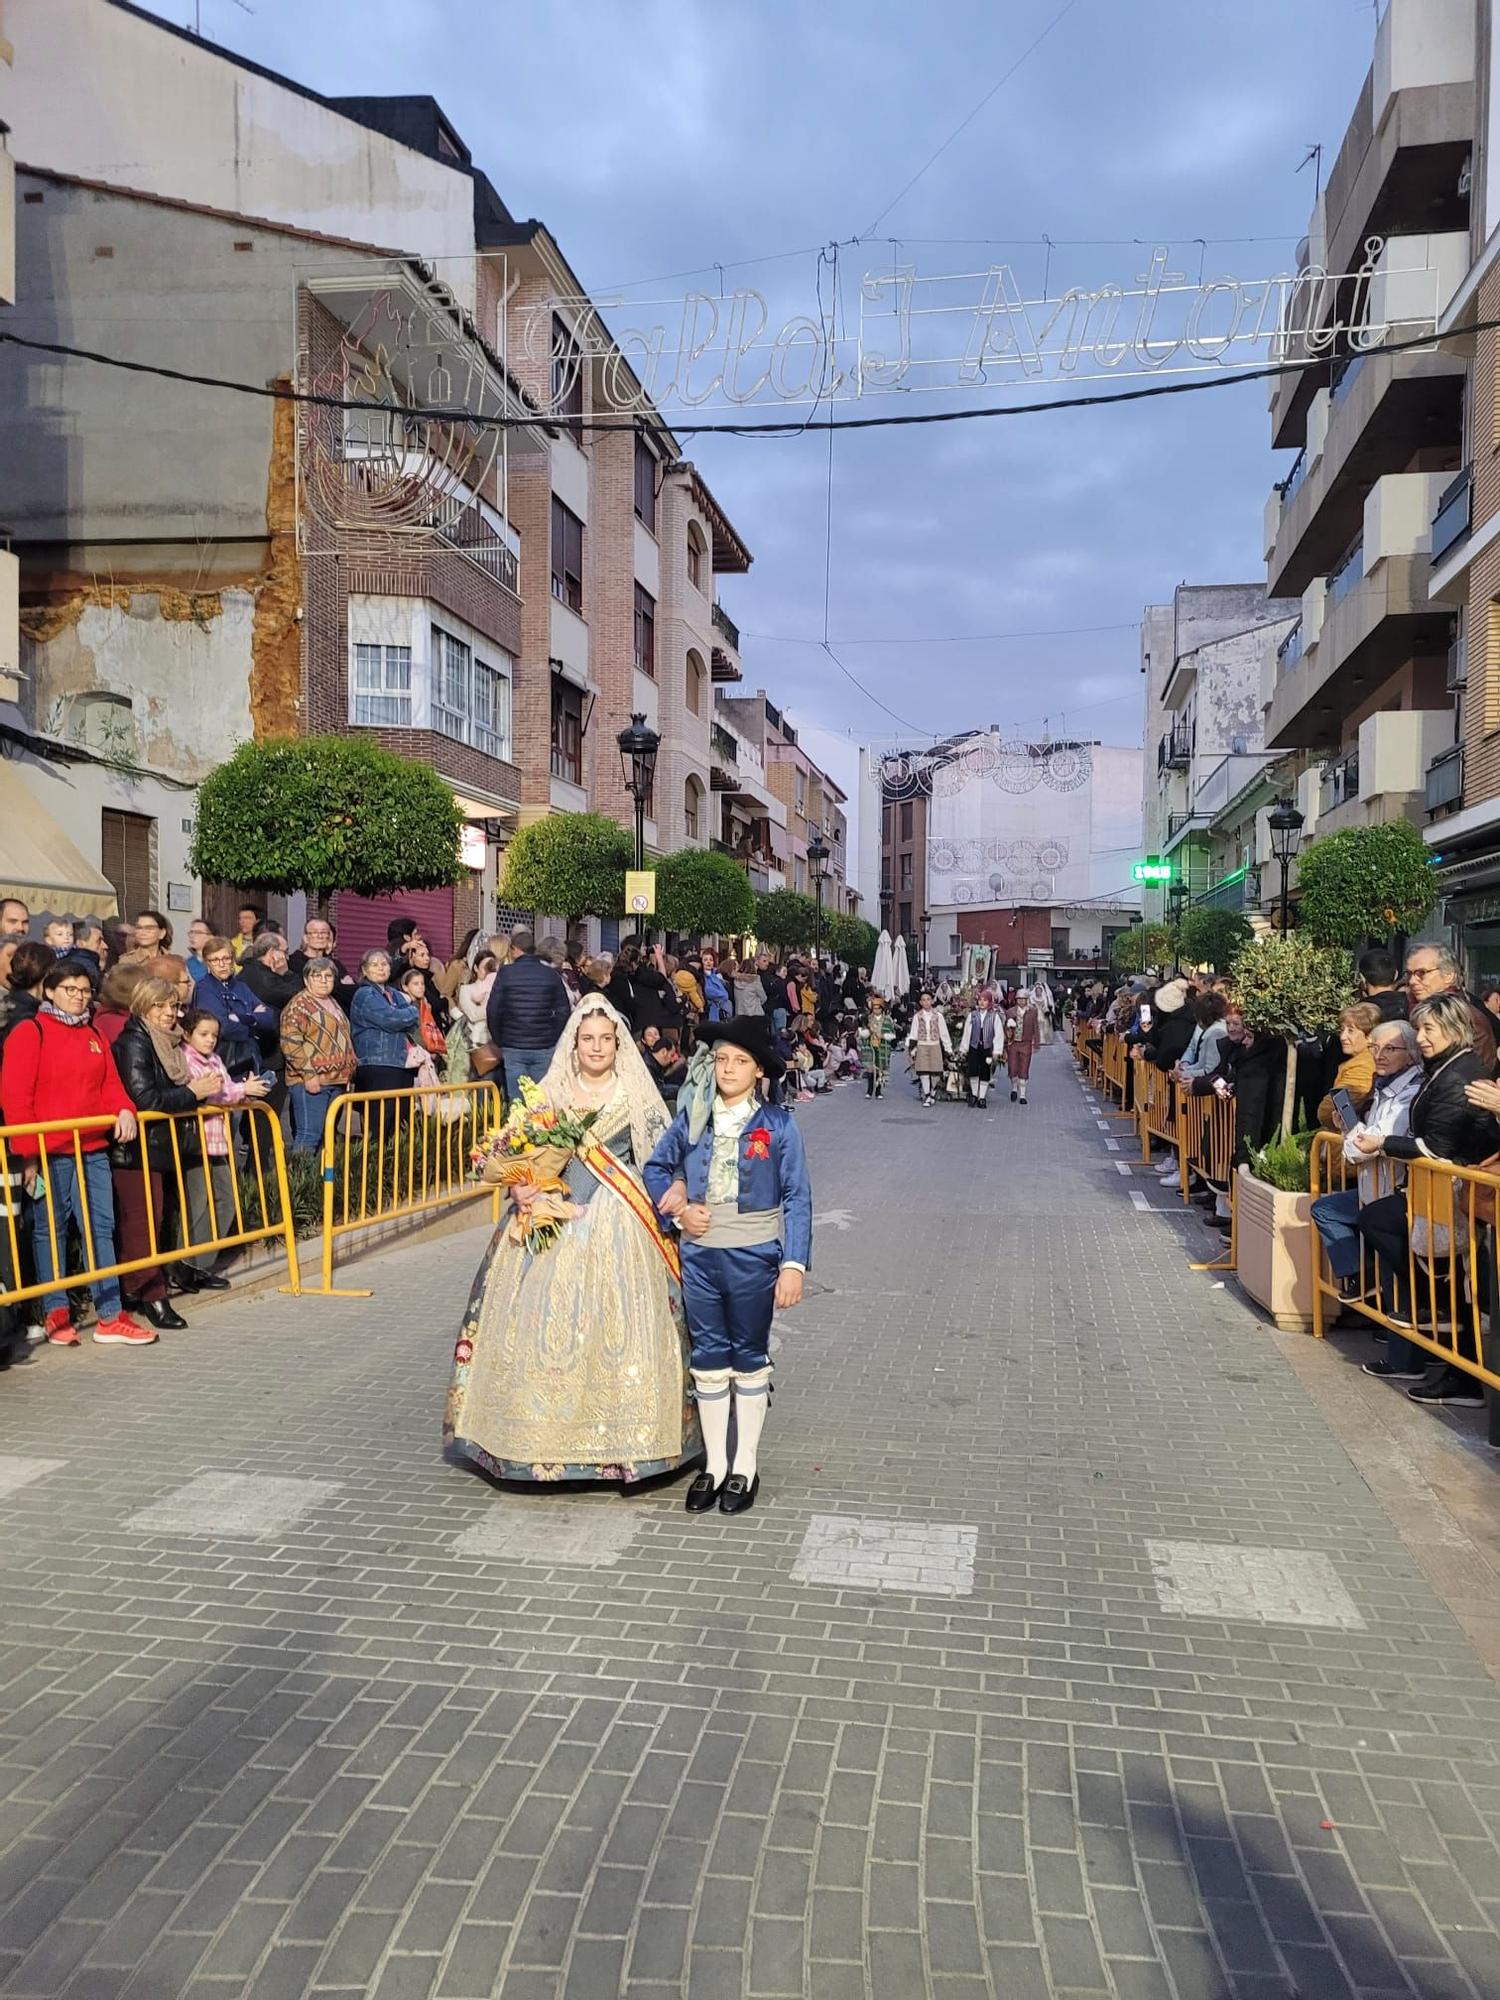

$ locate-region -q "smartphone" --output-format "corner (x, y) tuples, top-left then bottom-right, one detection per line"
(1138, 1004), (1153, 1028)
(1329, 1087), (1361, 1132)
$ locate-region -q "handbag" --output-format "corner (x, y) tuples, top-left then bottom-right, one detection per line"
(470, 1040), (502, 1078)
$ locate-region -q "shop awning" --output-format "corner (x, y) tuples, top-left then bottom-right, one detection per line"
(0, 758), (118, 918)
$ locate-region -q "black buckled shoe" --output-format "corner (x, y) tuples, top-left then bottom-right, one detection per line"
(719, 1474), (760, 1515)
(684, 1472), (723, 1513)
(141, 1298), (188, 1331)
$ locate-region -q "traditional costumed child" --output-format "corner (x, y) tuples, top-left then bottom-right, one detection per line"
(958, 989), (1003, 1108)
(859, 996), (898, 1098)
(905, 990), (952, 1107)
(644, 1019), (812, 1516)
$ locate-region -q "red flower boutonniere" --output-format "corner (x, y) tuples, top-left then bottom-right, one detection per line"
(744, 1127), (772, 1162)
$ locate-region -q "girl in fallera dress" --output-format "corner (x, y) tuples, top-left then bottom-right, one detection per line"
(445, 995), (700, 1485)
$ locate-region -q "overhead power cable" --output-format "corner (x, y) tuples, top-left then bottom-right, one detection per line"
(746, 620), (1137, 645)
(6, 317), (1494, 438)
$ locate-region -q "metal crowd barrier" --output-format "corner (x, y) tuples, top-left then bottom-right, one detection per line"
(309, 1079), (503, 1296)
(0, 1102), (301, 1308)
(1308, 1132), (1499, 1441)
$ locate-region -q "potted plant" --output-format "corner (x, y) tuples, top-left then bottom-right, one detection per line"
(1228, 934), (1353, 1329)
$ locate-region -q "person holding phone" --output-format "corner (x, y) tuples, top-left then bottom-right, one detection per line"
(1315, 1003), (1379, 1131)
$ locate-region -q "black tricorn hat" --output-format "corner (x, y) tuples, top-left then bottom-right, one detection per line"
(700, 1015), (785, 1079)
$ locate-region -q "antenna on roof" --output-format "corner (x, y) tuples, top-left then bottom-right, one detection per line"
(193, 0), (256, 34)
(1296, 142), (1323, 203)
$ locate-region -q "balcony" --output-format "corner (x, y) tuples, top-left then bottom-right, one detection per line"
(1268, 0), (1474, 448)
(1266, 342), (1464, 598)
(1266, 553), (1452, 751)
(1158, 723), (1191, 772)
(1426, 743), (1464, 813)
(1430, 466), (1471, 564)
(711, 601), (740, 650)
(710, 646), (741, 684)
(1198, 867), (1258, 914)
(1277, 620), (1304, 673)
(1328, 538), (1364, 608)
(1316, 709), (1452, 834)
(1320, 752), (1361, 815)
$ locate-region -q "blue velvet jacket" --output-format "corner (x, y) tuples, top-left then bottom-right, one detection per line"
(644, 1099), (813, 1269)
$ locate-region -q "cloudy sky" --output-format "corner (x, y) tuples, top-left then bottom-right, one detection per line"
(152, 0), (1374, 778)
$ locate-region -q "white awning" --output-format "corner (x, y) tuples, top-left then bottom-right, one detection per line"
(0, 758), (118, 919)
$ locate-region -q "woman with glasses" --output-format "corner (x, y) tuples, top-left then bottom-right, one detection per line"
(111, 975), (221, 1330)
(123, 909), (174, 964)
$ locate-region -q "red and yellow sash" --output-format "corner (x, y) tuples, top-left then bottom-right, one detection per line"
(578, 1137), (682, 1283)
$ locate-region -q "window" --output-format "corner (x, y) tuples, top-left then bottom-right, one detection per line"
(898, 901), (912, 937)
(634, 585), (656, 677)
(551, 313), (584, 423)
(795, 771), (807, 816)
(551, 496), (584, 613)
(432, 625), (513, 760)
(899, 801), (913, 840)
(900, 855), (913, 892)
(351, 642), (413, 726)
(634, 435), (658, 531)
(687, 521), (706, 590)
(684, 777), (704, 841)
(100, 808), (152, 918)
(1051, 928), (1071, 963)
(686, 650), (706, 716)
(550, 673), (583, 784)
(881, 860), (892, 896)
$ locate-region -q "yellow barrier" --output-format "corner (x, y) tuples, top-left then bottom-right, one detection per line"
(309, 1079), (503, 1296)
(1101, 1033), (1135, 1116)
(1309, 1133), (1499, 1416)
(1136, 1063), (1178, 1162)
(0, 1101), (301, 1309)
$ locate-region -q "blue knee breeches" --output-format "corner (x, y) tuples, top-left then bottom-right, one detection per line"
(681, 1241), (780, 1372)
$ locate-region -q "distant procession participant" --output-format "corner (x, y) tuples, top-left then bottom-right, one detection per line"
(1007, 990), (1041, 1103)
(905, 990), (951, 1107)
(958, 988), (1002, 1109)
(645, 1018), (812, 1517)
(1029, 975), (1056, 1046)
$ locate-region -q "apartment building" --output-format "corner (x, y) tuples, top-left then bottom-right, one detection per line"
(1140, 584), (1297, 923)
(719, 692), (854, 915)
(0, 0), (762, 946)
(1259, 0), (1473, 905)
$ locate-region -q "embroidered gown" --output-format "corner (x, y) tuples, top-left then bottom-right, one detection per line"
(445, 1096), (700, 1483)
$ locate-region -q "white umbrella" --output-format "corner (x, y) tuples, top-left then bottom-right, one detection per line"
(873, 928), (895, 1000)
(892, 934), (911, 997)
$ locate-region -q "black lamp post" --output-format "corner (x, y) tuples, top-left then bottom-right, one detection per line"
(1267, 796), (1305, 936)
(1167, 877), (1188, 973)
(617, 712), (661, 939)
(808, 829), (830, 963)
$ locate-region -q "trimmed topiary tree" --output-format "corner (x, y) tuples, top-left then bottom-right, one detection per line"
(825, 913), (880, 968)
(753, 888), (818, 951)
(655, 848), (756, 939)
(1296, 818), (1439, 950)
(189, 735), (464, 896)
(1230, 932), (1354, 1136)
(1176, 906), (1252, 972)
(499, 812), (633, 922)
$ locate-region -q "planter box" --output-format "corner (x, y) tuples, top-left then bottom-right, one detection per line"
(1235, 1165), (1316, 1331)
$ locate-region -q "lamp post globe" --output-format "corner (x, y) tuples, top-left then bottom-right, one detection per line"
(1267, 797), (1305, 935)
(617, 713), (661, 939)
(807, 830), (831, 964)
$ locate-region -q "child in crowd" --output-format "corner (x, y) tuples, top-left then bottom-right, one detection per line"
(42, 919), (75, 956)
(181, 1009), (268, 1284)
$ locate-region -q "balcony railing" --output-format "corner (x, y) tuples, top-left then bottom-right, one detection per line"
(1431, 466), (1472, 564)
(1321, 752), (1360, 813)
(1279, 445), (1308, 508)
(1425, 744), (1464, 813)
(1166, 811), (1206, 840)
(711, 601), (740, 650)
(710, 722), (739, 766)
(1329, 352), (1365, 407)
(1447, 613), (1467, 690)
(1158, 726), (1191, 771)
(1328, 538), (1364, 607)
(1277, 619), (1304, 671)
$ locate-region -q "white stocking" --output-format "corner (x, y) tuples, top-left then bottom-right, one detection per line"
(692, 1368), (733, 1483)
(730, 1366), (772, 1481)
(976, 1079), (988, 1103)
(1017, 1079), (1028, 1101)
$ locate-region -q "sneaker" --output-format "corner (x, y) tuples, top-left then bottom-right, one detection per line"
(1405, 1373), (1485, 1408)
(93, 1313), (158, 1347)
(1361, 1360), (1426, 1381)
(44, 1308), (80, 1347)
(1159, 1173), (1181, 1192)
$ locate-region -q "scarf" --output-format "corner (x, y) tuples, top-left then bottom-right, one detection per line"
(680, 1042), (718, 1143)
(148, 1019), (190, 1085)
(39, 1000), (90, 1026)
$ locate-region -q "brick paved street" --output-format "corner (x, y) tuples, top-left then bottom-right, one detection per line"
(2, 1046), (1500, 1999)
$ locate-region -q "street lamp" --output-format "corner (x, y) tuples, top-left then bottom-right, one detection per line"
(617, 712), (661, 939)
(1267, 797), (1305, 936)
(807, 829), (830, 963)
(1167, 877), (1188, 973)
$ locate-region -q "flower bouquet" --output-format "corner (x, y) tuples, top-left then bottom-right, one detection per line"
(469, 1079), (600, 1255)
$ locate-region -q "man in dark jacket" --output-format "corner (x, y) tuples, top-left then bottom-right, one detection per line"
(239, 934), (300, 1101)
(1357, 948), (1407, 1023)
(1404, 944), (1496, 1074)
(486, 928), (572, 1095)
(288, 918), (356, 1008)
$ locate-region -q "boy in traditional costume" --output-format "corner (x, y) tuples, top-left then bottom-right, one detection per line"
(645, 1019), (812, 1516)
(859, 995), (898, 1098)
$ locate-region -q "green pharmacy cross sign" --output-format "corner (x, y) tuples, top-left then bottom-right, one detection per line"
(1132, 858), (1173, 883)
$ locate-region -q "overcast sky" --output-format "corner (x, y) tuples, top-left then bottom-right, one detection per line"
(152, 0), (1374, 778)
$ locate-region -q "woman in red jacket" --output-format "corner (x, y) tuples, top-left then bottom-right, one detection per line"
(0, 960), (155, 1346)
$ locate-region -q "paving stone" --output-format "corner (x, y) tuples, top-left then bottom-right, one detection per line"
(0, 1061), (1495, 2000)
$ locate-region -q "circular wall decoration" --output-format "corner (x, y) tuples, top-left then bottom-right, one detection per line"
(1035, 837), (1069, 871)
(991, 747), (1044, 793)
(1043, 743), (1091, 791)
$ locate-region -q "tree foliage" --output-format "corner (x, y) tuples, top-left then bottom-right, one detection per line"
(1110, 923), (1175, 974)
(1296, 819), (1439, 949)
(825, 913), (880, 966)
(654, 848), (756, 938)
(753, 888), (819, 949)
(189, 736), (464, 896)
(1176, 906), (1252, 972)
(1230, 932), (1355, 1136)
(499, 812), (633, 921)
